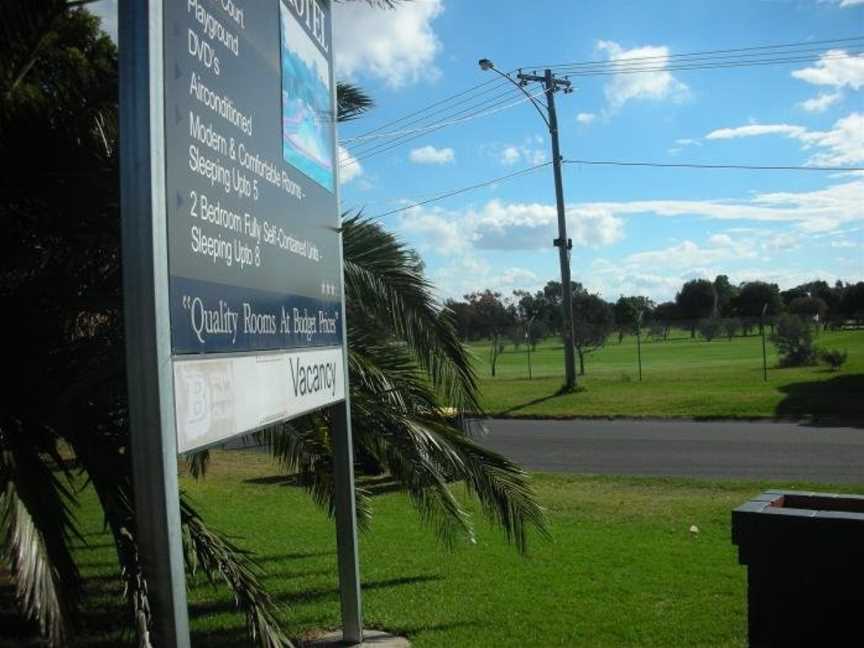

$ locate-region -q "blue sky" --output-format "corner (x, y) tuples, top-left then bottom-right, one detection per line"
(333, 0), (863, 303)
(92, 0), (863, 303)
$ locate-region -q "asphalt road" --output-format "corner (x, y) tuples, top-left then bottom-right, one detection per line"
(472, 418), (864, 483)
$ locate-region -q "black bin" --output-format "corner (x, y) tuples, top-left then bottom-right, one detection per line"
(732, 490), (864, 647)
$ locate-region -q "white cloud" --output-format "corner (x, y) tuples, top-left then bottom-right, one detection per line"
(499, 268), (539, 287)
(792, 50), (864, 89)
(708, 233), (734, 247)
(398, 207), (469, 256)
(839, 0), (864, 6)
(567, 208), (626, 247)
(587, 259), (690, 302)
(397, 199), (624, 257)
(431, 258), (541, 299)
(500, 146), (522, 166)
(587, 237), (848, 303)
(338, 146), (363, 184)
(577, 112), (597, 124)
(409, 145), (454, 165)
(497, 139), (547, 167)
(704, 112), (864, 167)
(596, 40), (689, 110)
(468, 200), (624, 250)
(705, 124), (806, 140)
(797, 113), (864, 166)
(762, 231), (803, 253)
(625, 239), (757, 269)
(669, 138), (702, 155)
(578, 175), (864, 232)
(333, 0), (443, 88)
(798, 91), (843, 112)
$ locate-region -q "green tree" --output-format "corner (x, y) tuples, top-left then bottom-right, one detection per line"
(771, 314), (817, 367)
(613, 295), (654, 342)
(697, 318), (722, 342)
(818, 348), (848, 371)
(721, 317), (741, 341)
(839, 282), (864, 324)
(788, 296), (828, 321)
(713, 274), (739, 317)
(675, 279), (717, 337)
(733, 281), (783, 320)
(572, 291), (614, 375)
(0, 4), (546, 646)
(652, 301), (678, 340)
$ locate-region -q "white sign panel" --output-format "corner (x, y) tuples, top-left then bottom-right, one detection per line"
(173, 347), (344, 453)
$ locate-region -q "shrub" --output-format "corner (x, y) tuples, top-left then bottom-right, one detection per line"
(647, 322), (667, 341)
(818, 348), (848, 371)
(721, 317), (741, 341)
(771, 314), (817, 367)
(697, 317), (722, 342)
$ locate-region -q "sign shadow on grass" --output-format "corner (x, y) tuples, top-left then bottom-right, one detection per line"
(774, 373), (864, 427)
(499, 390), (572, 416)
(188, 575), (443, 618)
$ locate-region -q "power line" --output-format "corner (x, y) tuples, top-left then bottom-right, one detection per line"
(341, 73), (514, 142)
(338, 38), (863, 168)
(563, 159), (864, 172)
(342, 79), (514, 152)
(341, 88), (548, 145)
(555, 47), (861, 73)
(342, 86), (535, 167)
(342, 85), (519, 162)
(365, 161), (553, 220)
(359, 158), (863, 220)
(529, 35), (864, 70)
(553, 51), (862, 78)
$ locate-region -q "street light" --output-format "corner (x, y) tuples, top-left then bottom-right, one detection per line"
(479, 57), (578, 390)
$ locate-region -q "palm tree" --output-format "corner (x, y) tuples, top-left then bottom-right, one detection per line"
(243, 214), (548, 551)
(0, 2), (547, 647)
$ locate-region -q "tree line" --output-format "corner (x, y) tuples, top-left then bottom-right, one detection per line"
(446, 276), (864, 374)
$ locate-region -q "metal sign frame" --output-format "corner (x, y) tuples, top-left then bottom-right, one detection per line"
(119, 2), (362, 644)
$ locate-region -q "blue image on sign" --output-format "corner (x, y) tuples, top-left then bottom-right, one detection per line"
(280, 2), (335, 193)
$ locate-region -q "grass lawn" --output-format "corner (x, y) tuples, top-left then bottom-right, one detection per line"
(471, 328), (864, 419)
(6, 451), (863, 647)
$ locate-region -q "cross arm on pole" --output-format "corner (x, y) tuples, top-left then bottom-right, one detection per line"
(481, 65), (552, 129)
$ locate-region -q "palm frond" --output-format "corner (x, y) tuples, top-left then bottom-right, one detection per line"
(263, 216), (548, 553)
(336, 82), (373, 123)
(348, 348), (547, 552)
(184, 450), (210, 479)
(342, 215), (482, 414)
(258, 421), (373, 530)
(68, 428), (154, 646)
(72, 424), (294, 648)
(180, 499), (294, 648)
(0, 424), (81, 646)
(416, 422), (550, 554)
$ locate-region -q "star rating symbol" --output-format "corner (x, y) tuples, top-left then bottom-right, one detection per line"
(321, 281), (338, 297)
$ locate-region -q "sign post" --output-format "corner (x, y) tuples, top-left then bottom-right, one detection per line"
(120, 1), (360, 644)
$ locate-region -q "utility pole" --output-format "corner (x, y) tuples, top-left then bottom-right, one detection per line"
(478, 60), (576, 389)
(516, 69), (577, 390)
